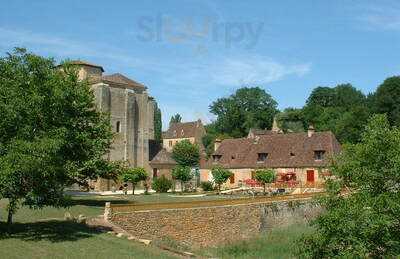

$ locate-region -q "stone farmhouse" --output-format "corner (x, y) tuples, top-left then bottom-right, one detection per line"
(59, 61), (157, 191)
(150, 120), (206, 179)
(200, 125), (341, 188)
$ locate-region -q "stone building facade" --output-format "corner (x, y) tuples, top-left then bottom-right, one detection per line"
(63, 61), (156, 191)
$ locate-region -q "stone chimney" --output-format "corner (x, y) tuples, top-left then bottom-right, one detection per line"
(214, 138), (222, 151)
(308, 125), (315, 137)
(271, 117), (281, 133)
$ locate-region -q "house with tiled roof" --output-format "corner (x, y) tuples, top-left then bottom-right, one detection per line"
(200, 126), (341, 188)
(150, 120), (206, 179)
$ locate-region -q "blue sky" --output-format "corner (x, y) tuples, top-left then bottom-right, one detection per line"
(1, 0), (400, 128)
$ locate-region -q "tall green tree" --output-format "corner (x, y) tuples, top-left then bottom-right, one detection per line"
(171, 165), (192, 193)
(0, 48), (114, 226)
(170, 113), (182, 124)
(120, 167), (148, 195)
(209, 87), (278, 137)
(371, 76), (400, 126)
(297, 114), (400, 258)
(172, 140), (200, 167)
(153, 102), (162, 142)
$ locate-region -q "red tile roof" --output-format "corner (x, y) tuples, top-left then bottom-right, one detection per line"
(210, 131), (341, 169)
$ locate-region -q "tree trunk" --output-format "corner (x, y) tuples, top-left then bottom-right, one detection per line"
(181, 180), (184, 193)
(132, 183), (135, 195)
(217, 184), (221, 195)
(263, 183), (266, 195)
(7, 199), (16, 232)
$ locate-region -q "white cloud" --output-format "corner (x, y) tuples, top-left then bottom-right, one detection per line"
(211, 58), (311, 86)
(356, 2), (400, 30)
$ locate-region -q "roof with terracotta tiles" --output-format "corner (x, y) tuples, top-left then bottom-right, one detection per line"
(210, 131), (341, 169)
(149, 149), (177, 165)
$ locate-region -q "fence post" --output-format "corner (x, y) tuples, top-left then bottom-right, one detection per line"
(104, 202), (112, 221)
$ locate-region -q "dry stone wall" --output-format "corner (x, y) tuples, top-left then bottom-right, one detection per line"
(108, 199), (320, 247)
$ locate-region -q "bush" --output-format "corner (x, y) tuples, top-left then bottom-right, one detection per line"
(151, 175), (172, 193)
(200, 181), (214, 191)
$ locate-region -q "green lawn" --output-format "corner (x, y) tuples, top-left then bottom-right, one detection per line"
(0, 194), (311, 258)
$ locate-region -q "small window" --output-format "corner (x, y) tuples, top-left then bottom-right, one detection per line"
(169, 140), (173, 147)
(314, 150), (325, 160)
(181, 129), (184, 136)
(173, 130), (177, 137)
(231, 155), (235, 160)
(212, 155), (222, 162)
(290, 152), (295, 158)
(229, 174), (235, 184)
(116, 121), (121, 133)
(257, 153), (268, 162)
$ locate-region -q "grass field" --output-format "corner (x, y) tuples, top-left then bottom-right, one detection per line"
(0, 193), (311, 259)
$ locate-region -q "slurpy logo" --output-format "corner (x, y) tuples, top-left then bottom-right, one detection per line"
(136, 14), (264, 50)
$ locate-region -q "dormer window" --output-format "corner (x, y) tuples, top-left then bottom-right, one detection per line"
(116, 121), (121, 133)
(257, 153), (268, 162)
(212, 155), (222, 163)
(314, 150), (325, 161)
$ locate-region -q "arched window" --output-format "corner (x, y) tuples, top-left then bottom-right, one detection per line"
(116, 121), (121, 133)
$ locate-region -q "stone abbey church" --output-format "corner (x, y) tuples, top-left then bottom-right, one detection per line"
(63, 61), (157, 191)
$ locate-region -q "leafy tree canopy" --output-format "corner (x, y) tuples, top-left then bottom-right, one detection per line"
(254, 169), (276, 194)
(120, 167), (148, 195)
(0, 48), (114, 225)
(303, 84), (369, 143)
(276, 108), (307, 133)
(171, 165), (192, 192)
(211, 166), (232, 193)
(172, 139), (200, 167)
(371, 76), (400, 126)
(209, 87), (278, 138)
(297, 114), (400, 258)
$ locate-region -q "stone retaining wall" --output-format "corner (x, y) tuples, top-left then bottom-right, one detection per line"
(107, 199), (320, 247)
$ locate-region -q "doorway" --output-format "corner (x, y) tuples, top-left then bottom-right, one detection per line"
(306, 170), (315, 183)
